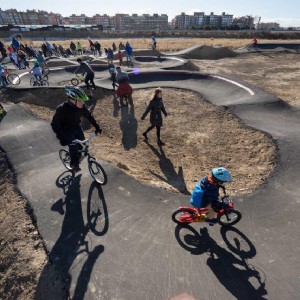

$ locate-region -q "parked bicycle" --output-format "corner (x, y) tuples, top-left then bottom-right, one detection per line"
(172, 193), (242, 226)
(59, 131), (107, 185)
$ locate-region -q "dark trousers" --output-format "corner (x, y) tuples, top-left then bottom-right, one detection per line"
(61, 125), (85, 165)
(144, 125), (161, 140)
(85, 73), (96, 90)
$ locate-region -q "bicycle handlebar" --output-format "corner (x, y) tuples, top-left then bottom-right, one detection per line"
(72, 131), (96, 145)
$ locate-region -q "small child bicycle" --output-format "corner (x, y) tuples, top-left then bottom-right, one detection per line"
(59, 131), (107, 185)
(172, 193), (242, 226)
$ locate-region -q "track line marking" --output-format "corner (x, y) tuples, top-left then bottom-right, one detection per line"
(212, 75), (255, 96)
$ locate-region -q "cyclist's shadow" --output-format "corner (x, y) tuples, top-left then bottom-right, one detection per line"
(175, 225), (267, 299)
(119, 104), (137, 150)
(35, 171), (108, 300)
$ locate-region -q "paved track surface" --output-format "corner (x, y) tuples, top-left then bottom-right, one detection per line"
(0, 49), (300, 300)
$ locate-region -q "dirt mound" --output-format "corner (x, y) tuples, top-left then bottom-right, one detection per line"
(180, 45), (237, 60)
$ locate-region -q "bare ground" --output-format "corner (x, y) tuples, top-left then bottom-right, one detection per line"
(2, 51), (299, 299)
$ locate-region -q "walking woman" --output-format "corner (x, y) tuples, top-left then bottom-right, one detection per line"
(141, 88), (168, 145)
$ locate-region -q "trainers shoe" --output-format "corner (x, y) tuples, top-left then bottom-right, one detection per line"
(157, 139), (165, 146)
(204, 217), (218, 226)
(70, 163), (81, 173)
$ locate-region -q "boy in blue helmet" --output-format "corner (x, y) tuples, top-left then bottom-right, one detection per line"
(190, 167), (231, 225)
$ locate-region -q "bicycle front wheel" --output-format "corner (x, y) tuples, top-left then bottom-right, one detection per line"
(88, 160), (107, 185)
(42, 68), (50, 75)
(41, 80), (49, 86)
(218, 209), (242, 226)
(172, 208), (194, 225)
(7, 74), (21, 85)
(71, 78), (79, 86)
(30, 77), (36, 86)
(59, 149), (72, 170)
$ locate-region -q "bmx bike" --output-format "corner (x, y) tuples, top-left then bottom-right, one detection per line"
(59, 131), (107, 185)
(30, 75), (49, 86)
(71, 73), (85, 86)
(172, 193), (242, 226)
(2, 66), (21, 85)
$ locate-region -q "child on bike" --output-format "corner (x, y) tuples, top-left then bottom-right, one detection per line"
(190, 167), (231, 225)
(51, 86), (102, 172)
(30, 61), (42, 85)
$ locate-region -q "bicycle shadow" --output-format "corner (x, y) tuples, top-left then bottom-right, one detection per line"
(35, 171), (107, 300)
(174, 225), (267, 299)
(119, 104), (137, 150)
(145, 140), (189, 194)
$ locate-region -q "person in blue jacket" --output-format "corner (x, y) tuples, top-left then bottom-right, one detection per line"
(190, 167), (231, 225)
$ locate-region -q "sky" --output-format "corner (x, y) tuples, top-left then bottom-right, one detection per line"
(1, 0), (300, 27)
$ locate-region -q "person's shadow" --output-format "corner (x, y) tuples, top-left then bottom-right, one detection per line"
(174, 225), (267, 299)
(145, 140), (189, 194)
(112, 94), (120, 117)
(35, 171), (107, 300)
(119, 104), (137, 150)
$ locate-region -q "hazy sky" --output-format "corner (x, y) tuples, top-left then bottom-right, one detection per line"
(1, 0), (300, 26)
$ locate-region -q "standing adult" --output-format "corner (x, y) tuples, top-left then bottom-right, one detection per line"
(141, 87), (168, 146)
(125, 42), (133, 65)
(112, 42), (117, 52)
(94, 41), (101, 56)
(70, 41), (76, 56)
(75, 58), (96, 91)
(77, 41), (83, 55)
(107, 48), (114, 65)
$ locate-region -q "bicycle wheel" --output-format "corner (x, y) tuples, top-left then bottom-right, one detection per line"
(42, 74), (48, 81)
(71, 78), (79, 86)
(172, 208), (195, 225)
(88, 160), (107, 185)
(30, 77), (36, 86)
(7, 73), (21, 85)
(41, 80), (49, 86)
(218, 209), (242, 226)
(59, 149), (72, 170)
(42, 68), (50, 75)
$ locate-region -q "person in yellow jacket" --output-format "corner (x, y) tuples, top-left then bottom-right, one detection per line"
(77, 41), (83, 55)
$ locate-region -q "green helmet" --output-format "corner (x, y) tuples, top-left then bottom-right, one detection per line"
(64, 86), (89, 102)
(34, 61), (40, 67)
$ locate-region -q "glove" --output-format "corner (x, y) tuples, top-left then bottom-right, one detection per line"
(95, 125), (102, 135)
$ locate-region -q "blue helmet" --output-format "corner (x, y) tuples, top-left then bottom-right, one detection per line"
(212, 167), (231, 183)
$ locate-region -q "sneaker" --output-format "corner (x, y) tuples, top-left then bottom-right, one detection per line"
(204, 217), (218, 226)
(70, 163), (81, 173)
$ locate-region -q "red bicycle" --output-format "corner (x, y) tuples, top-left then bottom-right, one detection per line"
(172, 194), (242, 226)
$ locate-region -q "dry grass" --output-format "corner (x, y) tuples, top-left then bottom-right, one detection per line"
(21, 38), (300, 52)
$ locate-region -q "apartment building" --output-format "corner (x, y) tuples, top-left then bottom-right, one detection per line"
(122, 14), (168, 30)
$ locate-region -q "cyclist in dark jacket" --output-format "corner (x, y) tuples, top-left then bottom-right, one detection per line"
(51, 86), (102, 171)
(141, 87), (167, 146)
(75, 58), (96, 91)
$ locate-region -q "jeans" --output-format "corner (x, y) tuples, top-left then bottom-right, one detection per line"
(61, 125), (85, 165)
(85, 73), (96, 90)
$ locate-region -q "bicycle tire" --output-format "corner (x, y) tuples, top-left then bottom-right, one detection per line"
(7, 73), (21, 85)
(71, 78), (79, 86)
(30, 77), (36, 87)
(88, 160), (107, 185)
(172, 208), (195, 225)
(42, 74), (48, 80)
(41, 80), (49, 86)
(59, 149), (72, 170)
(42, 68), (50, 75)
(218, 209), (242, 226)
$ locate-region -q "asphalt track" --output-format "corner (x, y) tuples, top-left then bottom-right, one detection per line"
(1, 46), (300, 300)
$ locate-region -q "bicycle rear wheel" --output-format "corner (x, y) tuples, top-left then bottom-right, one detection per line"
(218, 209), (242, 226)
(88, 159), (107, 185)
(59, 149), (72, 170)
(71, 78), (79, 86)
(7, 74), (21, 85)
(172, 208), (195, 225)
